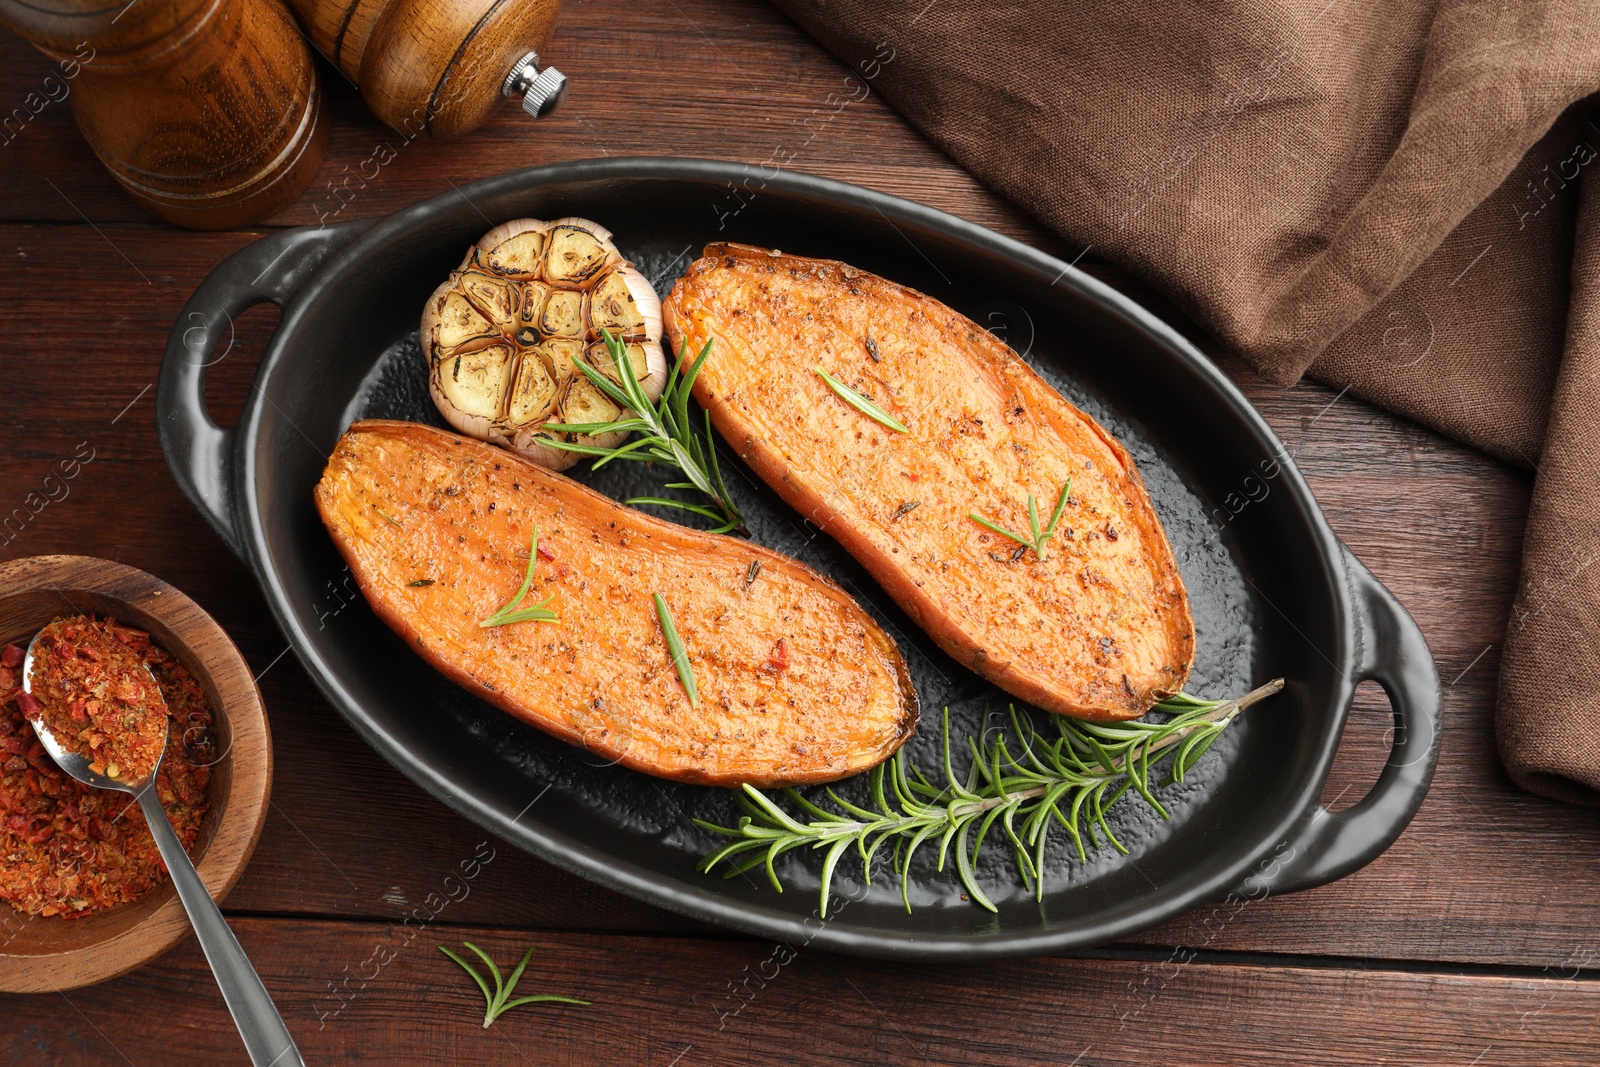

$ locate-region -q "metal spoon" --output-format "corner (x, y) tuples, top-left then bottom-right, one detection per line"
(22, 633), (304, 1067)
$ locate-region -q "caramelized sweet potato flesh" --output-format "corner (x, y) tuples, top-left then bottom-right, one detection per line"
(663, 244), (1195, 721)
(314, 420), (917, 786)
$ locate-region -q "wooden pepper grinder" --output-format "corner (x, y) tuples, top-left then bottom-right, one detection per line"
(0, 0), (327, 230)
(285, 0), (565, 139)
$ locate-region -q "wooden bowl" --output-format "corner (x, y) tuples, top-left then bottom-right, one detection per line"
(0, 555), (272, 992)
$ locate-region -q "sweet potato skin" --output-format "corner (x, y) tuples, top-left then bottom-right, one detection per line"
(663, 244), (1194, 721)
(314, 420), (917, 786)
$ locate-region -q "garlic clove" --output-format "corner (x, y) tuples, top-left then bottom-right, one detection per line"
(541, 289), (585, 338)
(506, 351), (559, 427)
(544, 226), (611, 284)
(437, 343), (515, 422)
(459, 270), (519, 333)
(589, 269), (646, 336)
(539, 338), (584, 380)
(431, 291), (497, 352)
(479, 226), (548, 276)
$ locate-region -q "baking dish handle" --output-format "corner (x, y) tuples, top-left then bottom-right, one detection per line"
(1234, 546), (1441, 898)
(158, 222), (368, 559)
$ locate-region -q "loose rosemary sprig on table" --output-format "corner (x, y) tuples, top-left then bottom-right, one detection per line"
(439, 941), (589, 1029)
(542, 329), (745, 535)
(969, 478), (1073, 561)
(696, 678), (1283, 915)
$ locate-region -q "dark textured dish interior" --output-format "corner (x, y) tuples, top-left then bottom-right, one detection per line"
(161, 160), (1439, 959)
(340, 308), (1256, 912)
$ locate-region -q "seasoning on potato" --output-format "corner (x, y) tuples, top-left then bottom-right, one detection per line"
(663, 243), (1196, 722)
(314, 419), (919, 787)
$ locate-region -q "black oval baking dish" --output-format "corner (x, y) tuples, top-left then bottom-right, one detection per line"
(157, 158), (1440, 960)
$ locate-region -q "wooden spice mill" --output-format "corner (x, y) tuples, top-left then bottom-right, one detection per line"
(287, 0), (565, 139)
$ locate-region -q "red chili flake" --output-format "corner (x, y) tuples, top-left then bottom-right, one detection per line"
(0, 644), (22, 668)
(0, 616), (214, 921)
(536, 540), (556, 561)
(762, 638), (790, 674)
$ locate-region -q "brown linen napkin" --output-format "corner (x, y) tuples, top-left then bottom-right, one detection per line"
(773, 0), (1600, 803)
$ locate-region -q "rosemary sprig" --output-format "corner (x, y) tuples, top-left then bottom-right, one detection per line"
(479, 524), (559, 628)
(969, 478), (1072, 560)
(542, 329), (745, 534)
(696, 678), (1283, 915)
(439, 941), (589, 1029)
(653, 593), (699, 706)
(816, 367), (909, 434)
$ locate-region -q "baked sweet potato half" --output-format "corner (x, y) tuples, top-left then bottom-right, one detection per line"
(315, 420), (917, 787)
(662, 244), (1194, 721)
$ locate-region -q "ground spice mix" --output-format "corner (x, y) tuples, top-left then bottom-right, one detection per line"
(0, 618), (216, 918)
(24, 616), (169, 782)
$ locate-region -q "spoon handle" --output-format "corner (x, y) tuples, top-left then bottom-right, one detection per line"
(137, 787), (305, 1067)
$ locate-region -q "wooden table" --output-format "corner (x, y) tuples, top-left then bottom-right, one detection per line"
(2, 2), (1595, 1063)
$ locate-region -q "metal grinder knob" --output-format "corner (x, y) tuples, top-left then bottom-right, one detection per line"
(502, 52), (568, 119)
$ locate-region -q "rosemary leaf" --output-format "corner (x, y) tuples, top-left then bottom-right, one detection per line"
(627, 496), (729, 518)
(969, 477), (1073, 560)
(816, 367), (909, 434)
(968, 512), (1038, 552)
(653, 593), (700, 707)
(697, 678), (1284, 914)
(627, 497), (741, 532)
(480, 525), (560, 628)
(440, 946), (494, 1009)
(485, 599), (559, 626)
(530, 439), (639, 459)
(1042, 478), (1073, 539)
(542, 418), (652, 435)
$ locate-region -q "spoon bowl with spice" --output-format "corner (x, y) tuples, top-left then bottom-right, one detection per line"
(17, 606), (301, 1066)
(20, 619), (173, 793)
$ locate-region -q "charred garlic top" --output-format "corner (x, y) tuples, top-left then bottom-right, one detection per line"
(422, 217), (668, 470)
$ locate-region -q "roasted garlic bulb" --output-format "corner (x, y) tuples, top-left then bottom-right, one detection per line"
(422, 217), (667, 469)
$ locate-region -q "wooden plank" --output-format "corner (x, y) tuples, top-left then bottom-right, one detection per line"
(3, 919), (1597, 1064)
(0, 0), (1058, 248)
